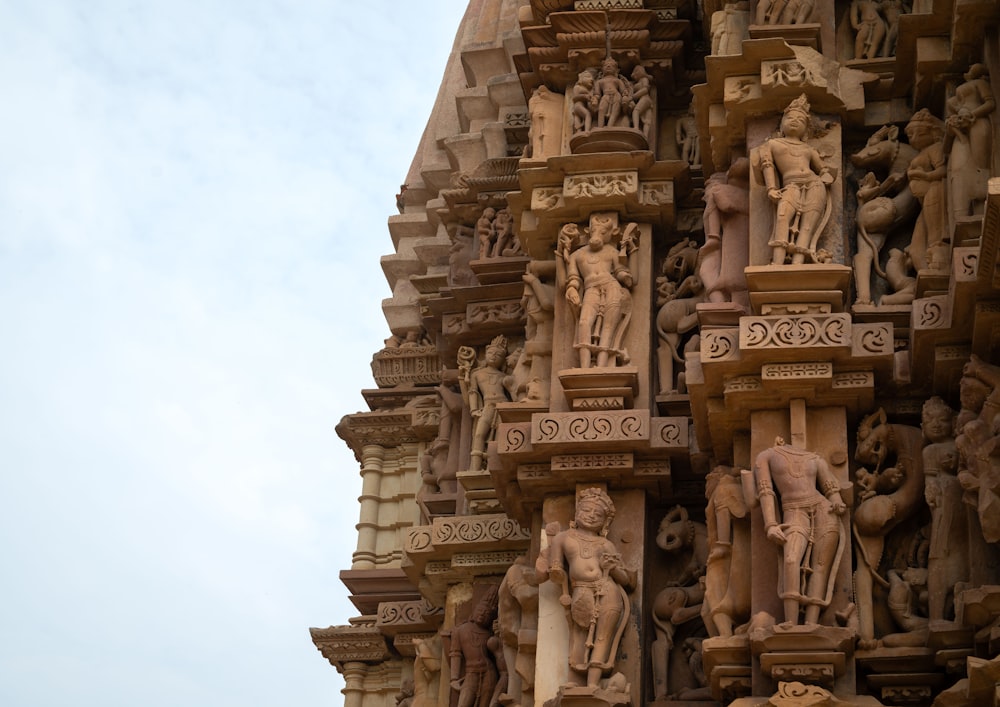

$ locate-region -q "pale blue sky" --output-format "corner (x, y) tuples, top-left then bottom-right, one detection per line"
(0, 2), (468, 705)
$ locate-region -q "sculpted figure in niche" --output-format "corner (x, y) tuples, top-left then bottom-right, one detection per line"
(711, 2), (750, 56)
(559, 216), (637, 368)
(477, 207), (498, 260)
(459, 336), (511, 472)
(904, 109), (947, 272)
(700, 157), (751, 310)
(852, 408), (925, 647)
(537, 488), (636, 688)
(754, 95), (835, 265)
(450, 590), (500, 707)
(527, 85), (558, 159)
(880, 0), (909, 57)
(676, 105), (701, 168)
(922, 396), (966, 621)
(703, 466), (751, 637)
(756, 0), (814, 24)
(651, 505), (708, 699)
(396, 679), (415, 707)
(957, 356), (1000, 546)
(850, 0), (886, 60)
(751, 438), (848, 627)
(655, 240), (703, 394)
(413, 634), (443, 707)
(946, 63), (995, 220)
(492, 207), (522, 257)
(498, 556), (539, 707)
(595, 57), (631, 129)
(420, 380), (463, 494)
(849, 125), (920, 306)
(630, 65), (654, 141)
(519, 269), (555, 403)
(571, 71), (597, 134)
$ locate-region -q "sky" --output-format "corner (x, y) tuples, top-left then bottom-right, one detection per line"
(0, 2), (469, 705)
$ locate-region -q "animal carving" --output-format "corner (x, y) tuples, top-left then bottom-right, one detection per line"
(853, 408), (925, 647)
(650, 506), (708, 699)
(849, 126), (920, 305)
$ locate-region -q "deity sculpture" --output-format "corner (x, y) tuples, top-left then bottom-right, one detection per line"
(559, 216), (637, 368)
(850, 0), (886, 60)
(492, 207), (521, 257)
(527, 85), (560, 160)
(477, 207), (498, 260)
(853, 408), (925, 646)
(459, 336), (511, 472)
(700, 157), (750, 309)
(880, 0), (909, 56)
(904, 108), (947, 272)
(922, 396), (966, 621)
(751, 438), (848, 626)
(756, 0), (814, 24)
(449, 590), (500, 707)
(537, 488), (636, 688)
(755, 95), (835, 265)
(946, 63), (995, 220)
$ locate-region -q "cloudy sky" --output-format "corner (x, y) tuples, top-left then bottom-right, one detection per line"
(0, 2), (468, 704)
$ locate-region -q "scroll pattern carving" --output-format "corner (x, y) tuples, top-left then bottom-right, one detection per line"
(741, 314), (850, 349)
(701, 329), (739, 361)
(432, 515), (529, 545)
(377, 601), (425, 627)
(651, 417), (687, 447)
(406, 526), (434, 554)
(853, 323), (893, 356)
(533, 410), (648, 444)
(914, 296), (949, 329)
(498, 424), (530, 454)
(955, 246), (979, 280)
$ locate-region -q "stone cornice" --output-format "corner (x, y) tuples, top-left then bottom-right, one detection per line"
(309, 620), (391, 668)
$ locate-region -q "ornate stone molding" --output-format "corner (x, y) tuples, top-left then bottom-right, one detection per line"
(741, 314), (851, 349)
(310, 622), (391, 667)
(531, 409), (649, 448)
(370, 345), (442, 388)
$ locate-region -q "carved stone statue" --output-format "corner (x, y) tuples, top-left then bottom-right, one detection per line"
(880, 0), (909, 57)
(396, 679), (415, 707)
(449, 591), (500, 707)
(651, 506), (708, 699)
(537, 488), (636, 688)
(459, 337), (511, 472)
(957, 356), (1000, 548)
(630, 65), (653, 141)
(751, 438), (848, 626)
(655, 240), (703, 394)
(850, 0), (886, 60)
(853, 408), (925, 646)
(700, 157), (750, 309)
(559, 216), (637, 368)
(571, 71), (596, 134)
(904, 108), (947, 272)
(703, 465), (751, 637)
(711, 2), (750, 56)
(850, 125), (920, 306)
(413, 633), (443, 707)
(754, 95), (835, 265)
(498, 556), (539, 707)
(915, 397), (965, 625)
(492, 207), (521, 257)
(595, 57), (630, 129)
(676, 105), (701, 168)
(946, 63), (995, 220)
(520, 269), (555, 402)
(756, 0), (814, 24)
(477, 207), (498, 260)
(527, 85), (561, 160)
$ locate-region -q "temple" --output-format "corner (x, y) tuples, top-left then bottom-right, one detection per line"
(311, 1), (1000, 705)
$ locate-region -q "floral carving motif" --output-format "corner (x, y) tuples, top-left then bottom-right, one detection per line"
(433, 515), (529, 545)
(533, 411), (649, 445)
(914, 296), (948, 329)
(701, 329), (739, 361)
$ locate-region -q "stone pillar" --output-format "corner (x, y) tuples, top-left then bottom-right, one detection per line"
(341, 661), (368, 707)
(353, 444), (385, 569)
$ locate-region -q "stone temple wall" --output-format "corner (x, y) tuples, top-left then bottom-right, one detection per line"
(312, 1), (1000, 706)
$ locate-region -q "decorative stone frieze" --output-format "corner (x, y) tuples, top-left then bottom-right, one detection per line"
(310, 620), (391, 667)
(370, 345), (442, 388)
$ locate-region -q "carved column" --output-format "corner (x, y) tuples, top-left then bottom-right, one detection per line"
(341, 661), (368, 707)
(354, 444), (386, 570)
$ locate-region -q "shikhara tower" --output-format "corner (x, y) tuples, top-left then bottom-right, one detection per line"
(312, 1), (1000, 705)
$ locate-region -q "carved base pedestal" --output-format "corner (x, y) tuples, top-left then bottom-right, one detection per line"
(569, 128), (648, 155)
(703, 635), (752, 704)
(555, 683), (632, 707)
(856, 647), (941, 706)
(750, 624), (854, 692)
(559, 366), (639, 411)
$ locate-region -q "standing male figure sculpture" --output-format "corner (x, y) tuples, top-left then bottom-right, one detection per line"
(561, 216), (637, 368)
(459, 336), (510, 472)
(755, 94), (835, 265)
(751, 437), (848, 626)
(538, 488), (636, 689)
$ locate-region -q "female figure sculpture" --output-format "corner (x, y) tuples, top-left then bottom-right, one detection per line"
(946, 63), (995, 219)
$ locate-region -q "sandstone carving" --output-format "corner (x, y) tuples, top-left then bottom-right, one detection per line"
(459, 337), (512, 472)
